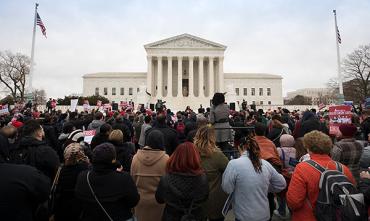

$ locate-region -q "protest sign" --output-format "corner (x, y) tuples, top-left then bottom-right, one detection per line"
(328, 105), (352, 135)
(0, 105), (9, 116)
(70, 99), (78, 112)
(83, 130), (96, 144)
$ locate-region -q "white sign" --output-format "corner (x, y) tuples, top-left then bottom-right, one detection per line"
(0, 105), (9, 116)
(83, 130), (96, 144)
(70, 99), (78, 112)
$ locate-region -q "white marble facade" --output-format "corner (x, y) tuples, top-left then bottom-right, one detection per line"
(83, 34), (283, 110)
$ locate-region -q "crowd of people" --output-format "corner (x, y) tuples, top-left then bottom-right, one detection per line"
(0, 92), (370, 221)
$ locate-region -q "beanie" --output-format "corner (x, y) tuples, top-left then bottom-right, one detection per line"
(92, 142), (116, 165)
(145, 130), (164, 150)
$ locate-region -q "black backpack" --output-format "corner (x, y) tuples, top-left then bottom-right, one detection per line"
(306, 160), (368, 221)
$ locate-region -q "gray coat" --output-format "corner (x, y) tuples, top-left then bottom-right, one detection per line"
(209, 103), (233, 143)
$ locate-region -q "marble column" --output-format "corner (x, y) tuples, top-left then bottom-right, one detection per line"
(218, 56), (224, 92)
(146, 56), (152, 95)
(167, 56), (172, 97)
(208, 57), (214, 97)
(189, 56), (194, 97)
(198, 56), (204, 97)
(157, 56), (162, 98)
(177, 56), (182, 97)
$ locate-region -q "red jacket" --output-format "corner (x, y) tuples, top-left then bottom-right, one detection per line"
(286, 153), (355, 221)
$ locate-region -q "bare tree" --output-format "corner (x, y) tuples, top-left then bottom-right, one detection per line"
(342, 44), (370, 101)
(0, 51), (30, 101)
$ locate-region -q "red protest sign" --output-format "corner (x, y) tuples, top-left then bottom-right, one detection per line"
(328, 105), (352, 135)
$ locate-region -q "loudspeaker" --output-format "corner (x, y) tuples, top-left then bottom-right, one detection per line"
(112, 103), (118, 111)
(150, 104), (155, 111)
(230, 102), (235, 111)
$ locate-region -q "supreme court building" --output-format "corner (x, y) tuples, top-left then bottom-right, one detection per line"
(83, 34), (283, 110)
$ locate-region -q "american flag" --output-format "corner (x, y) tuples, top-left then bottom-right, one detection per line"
(336, 25), (341, 44)
(36, 13), (47, 38)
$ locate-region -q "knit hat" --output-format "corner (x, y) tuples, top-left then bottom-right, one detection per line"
(92, 142), (116, 165)
(64, 143), (89, 166)
(339, 124), (357, 137)
(145, 130), (164, 150)
(279, 134), (295, 147)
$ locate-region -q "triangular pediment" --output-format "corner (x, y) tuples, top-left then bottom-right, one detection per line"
(144, 33), (227, 50)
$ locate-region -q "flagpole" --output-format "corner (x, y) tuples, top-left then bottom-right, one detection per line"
(28, 3), (38, 93)
(333, 9), (343, 98)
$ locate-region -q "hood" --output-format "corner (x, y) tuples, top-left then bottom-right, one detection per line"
(90, 120), (104, 129)
(302, 111), (315, 122)
(136, 148), (166, 166)
(19, 136), (47, 149)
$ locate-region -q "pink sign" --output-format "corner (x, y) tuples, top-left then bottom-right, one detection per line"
(329, 105), (352, 135)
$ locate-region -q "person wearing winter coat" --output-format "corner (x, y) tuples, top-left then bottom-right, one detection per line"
(287, 130), (355, 221)
(194, 125), (229, 221)
(275, 134), (297, 219)
(108, 129), (135, 172)
(222, 132), (286, 221)
(131, 130), (169, 221)
(209, 93), (233, 150)
(75, 142), (140, 221)
(155, 142), (209, 221)
(87, 112), (105, 133)
(0, 161), (50, 221)
(12, 119), (60, 179)
(267, 115), (288, 148)
(331, 124), (363, 183)
(138, 115), (152, 148)
(54, 143), (90, 221)
(146, 113), (179, 155)
(90, 123), (112, 150)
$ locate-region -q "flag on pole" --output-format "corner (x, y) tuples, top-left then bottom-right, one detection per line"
(336, 25), (341, 44)
(36, 13), (47, 38)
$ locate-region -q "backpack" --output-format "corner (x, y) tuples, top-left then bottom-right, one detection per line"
(176, 121), (185, 134)
(305, 160), (368, 221)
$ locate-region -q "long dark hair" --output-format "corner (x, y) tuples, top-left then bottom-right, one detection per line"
(239, 134), (262, 173)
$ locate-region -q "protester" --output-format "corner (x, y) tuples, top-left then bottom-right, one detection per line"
(54, 143), (90, 221)
(194, 125), (229, 221)
(12, 119), (60, 179)
(155, 142), (209, 220)
(75, 142), (140, 221)
(108, 129), (135, 172)
(267, 114), (288, 147)
(331, 123), (364, 183)
(147, 113), (179, 155)
(222, 133), (286, 221)
(287, 130), (355, 221)
(275, 134), (297, 219)
(0, 159), (50, 221)
(131, 130), (169, 221)
(138, 115), (152, 148)
(87, 112), (105, 133)
(90, 123), (112, 149)
(209, 93), (233, 151)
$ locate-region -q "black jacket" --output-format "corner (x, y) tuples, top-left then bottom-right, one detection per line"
(12, 136), (60, 179)
(90, 133), (109, 150)
(147, 125), (179, 155)
(155, 173), (209, 221)
(75, 165), (140, 221)
(109, 141), (135, 172)
(358, 178), (370, 206)
(54, 163), (89, 221)
(0, 163), (50, 221)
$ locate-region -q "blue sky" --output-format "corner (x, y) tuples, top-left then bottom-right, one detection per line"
(1, 0), (370, 98)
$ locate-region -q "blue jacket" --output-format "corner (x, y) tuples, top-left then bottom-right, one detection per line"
(222, 151), (286, 221)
